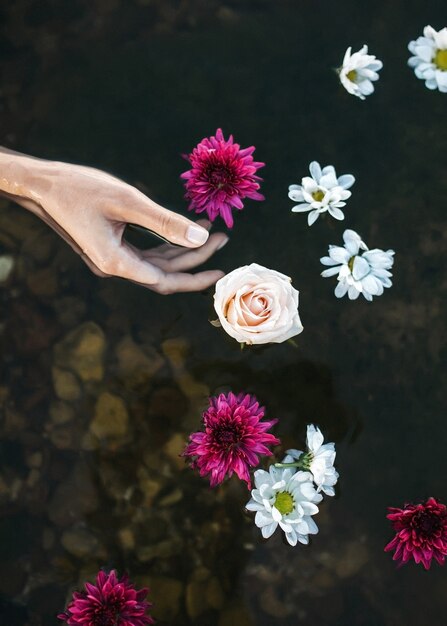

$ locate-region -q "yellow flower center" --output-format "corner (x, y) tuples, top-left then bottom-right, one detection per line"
(274, 491), (294, 515)
(434, 49), (447, 71)
(312, 189), (325, 202)
(346, 69), (357, 82)
(348, 256), (356, 272)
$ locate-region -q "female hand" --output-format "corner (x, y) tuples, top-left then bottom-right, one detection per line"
(0, 148), (228, 294)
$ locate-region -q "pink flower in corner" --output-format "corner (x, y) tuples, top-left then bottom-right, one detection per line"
(58, 570), (154, 626)
(183, 392), (279, 488)
(180, 129), (265, 228)
(385, 497), (447, 570)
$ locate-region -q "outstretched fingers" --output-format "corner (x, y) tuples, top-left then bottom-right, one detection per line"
(97, 240), (224, 294)
(143, 232), (228, 272)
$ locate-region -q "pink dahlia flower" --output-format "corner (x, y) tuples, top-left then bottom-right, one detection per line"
(180, 128), (265, 228)
(58, 570), (154, 626)
(183, 392), (279, 489)
(385, 497), (447, 570)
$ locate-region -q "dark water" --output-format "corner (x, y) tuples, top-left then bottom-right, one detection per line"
(1, 1), (446, 624)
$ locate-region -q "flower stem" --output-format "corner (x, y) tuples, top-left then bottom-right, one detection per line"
(274, 461), (301, 469)
(275, 452), (313, 471)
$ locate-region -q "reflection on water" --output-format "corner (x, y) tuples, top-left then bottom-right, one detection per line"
(1, 0), (446, 624)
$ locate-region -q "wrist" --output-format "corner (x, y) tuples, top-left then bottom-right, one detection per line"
(0, 147), (55, 205)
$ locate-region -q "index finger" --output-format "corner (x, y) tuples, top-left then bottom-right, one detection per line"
(112, 190), (210, 249)
(104, 241), (224, 295)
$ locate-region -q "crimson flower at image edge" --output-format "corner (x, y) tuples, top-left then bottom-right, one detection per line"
(58, 570), (154, 626)
(385, 497), (447, 570)
(183, 392), (280, 489)
(180, 128), (265, 228)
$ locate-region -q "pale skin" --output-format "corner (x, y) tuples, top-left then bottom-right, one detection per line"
(0, 147), (228, 294)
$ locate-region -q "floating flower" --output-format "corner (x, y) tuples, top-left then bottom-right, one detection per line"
(408, 25), (447, 92)
(320, 229), (395, 301)
(385, 498), (447, 570)
(183, 392), (280, 489)
(180, 128), (265, 228)
(213, 263), (303, 345)
(280, 424), (339, 496)
(288, 161), (355, 226)
(58, 570), (154, 626)
(246, 465), (322, 546)
(338, 45), (383, 100)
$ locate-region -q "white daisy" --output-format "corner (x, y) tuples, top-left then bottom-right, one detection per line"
(408, 25), (447, 93)
(320, 229), (395, 301)
(288, 161), (355, 226)
(246, 465), (322, 546)
(282, 425), (339, 497)
(339, 45), (383, 100)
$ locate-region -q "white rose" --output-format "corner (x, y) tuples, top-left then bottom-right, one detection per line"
(213, 263), (303, 345)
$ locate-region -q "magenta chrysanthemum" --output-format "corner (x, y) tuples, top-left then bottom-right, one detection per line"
(58, 570), (154, 626)
(183, 392), (280, 489)
(180, 128), (265, 228)
(385, 497), (447, 570)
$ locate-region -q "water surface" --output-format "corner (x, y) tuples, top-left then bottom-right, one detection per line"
(0, 1), (446, 624)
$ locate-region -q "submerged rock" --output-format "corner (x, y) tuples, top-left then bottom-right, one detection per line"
(139, 576), (182, 622)
(161, 337), (209, 429)
(48, 460), (99, 526)
(137, 467), (163, 506)
(137, 537), (183, 562)
(118, 528), (135, 551)
(26, 267), (58, 297)
(260, 586), (294, 618)
(53, 322), (106, 383)
(90, 392), (129, 440)
(218, 605), (254, 626)
(162, 337), (189, 368)
(25, 451), (43, 469)
(157, 487), (183, 508)
(114, 335), (165, 388)
(186, 579), (207, 620)
(0, 255), (14, 283)
(98, 460), (135, 502)
(54, 296), (87, 328)
(61, 526), (104, 559)
(49, 400), (75, 424)
(163, 432), (187, 470)
(186, 568), (225, 619)
(206, 577), (225, 610)
(52, 367), (81, 402)
(21, 227), (55, 264)
(48, 422), (81, 450)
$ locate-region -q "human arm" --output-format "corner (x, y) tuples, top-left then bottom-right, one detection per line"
(0, 147), (228, 294)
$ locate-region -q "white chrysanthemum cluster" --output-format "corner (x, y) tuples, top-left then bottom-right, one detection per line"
(288, 161), (355, 226)
(246, 425), (338, 547)
(337, 26), (447, 99)
(321, 229), (395, 301)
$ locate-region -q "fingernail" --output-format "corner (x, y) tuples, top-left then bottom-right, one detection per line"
(187, 224), (209, 245)
(217, 237), (229, 250)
